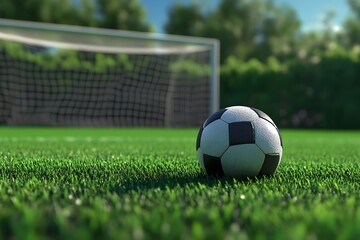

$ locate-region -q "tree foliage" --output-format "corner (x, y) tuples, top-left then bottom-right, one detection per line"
(96, 0), (151, 31)
(343, 0), (360, 47)
(0, 0), (151, 31)
(221, 46), (360, 129)
(165, 0), (360, 129)
(164, 3), (204, 36)
(165, 0), (301, 62)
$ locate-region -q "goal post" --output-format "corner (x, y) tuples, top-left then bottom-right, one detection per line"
(0, 18), (219, 127)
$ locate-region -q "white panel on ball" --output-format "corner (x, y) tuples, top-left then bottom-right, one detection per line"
(200, 119), (229, 157)
(221, 144), (265, 178)
(254, 118), (282, 154)
(221, 106), (259, 123)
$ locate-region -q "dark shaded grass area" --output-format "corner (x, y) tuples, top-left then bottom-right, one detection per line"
(0, 128), (359, 239)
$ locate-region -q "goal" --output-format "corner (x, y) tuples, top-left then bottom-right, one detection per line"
(0, 18), (219, 127)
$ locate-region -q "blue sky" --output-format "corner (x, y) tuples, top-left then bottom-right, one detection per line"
(140, 0), (350, 33)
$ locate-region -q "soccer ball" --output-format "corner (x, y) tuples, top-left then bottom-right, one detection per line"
(196, 106), (283, 178)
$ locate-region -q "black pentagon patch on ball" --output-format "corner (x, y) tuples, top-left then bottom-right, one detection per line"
(228, 121), (255, 146)
(278, 131), (283, 147)
(250, 107), (275, 125)
(203, 109), (227, 127)
(203, 154), (225, 177)
(196, 126), (203, 150)
(258, 154), (280, 176)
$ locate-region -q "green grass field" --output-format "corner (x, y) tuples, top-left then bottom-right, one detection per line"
(0, 128), (359, 239)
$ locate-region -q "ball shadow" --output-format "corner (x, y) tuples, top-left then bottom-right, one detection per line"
(109, 171), (267, 195)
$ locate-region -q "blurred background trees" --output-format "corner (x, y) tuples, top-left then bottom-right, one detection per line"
(343, 0), (360, 48)
(0, 0), (359, 128)
(166, 0), (301, 63)
(0, 0), (151, 31)
(165, 0), (360, 129)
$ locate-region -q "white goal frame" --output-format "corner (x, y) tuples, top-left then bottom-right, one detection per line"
(0, 18), (220, 126)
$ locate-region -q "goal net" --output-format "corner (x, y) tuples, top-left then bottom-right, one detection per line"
(0, 19), (219, 127)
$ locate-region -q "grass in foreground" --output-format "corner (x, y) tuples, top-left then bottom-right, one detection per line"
(0, 128), (359, 239)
